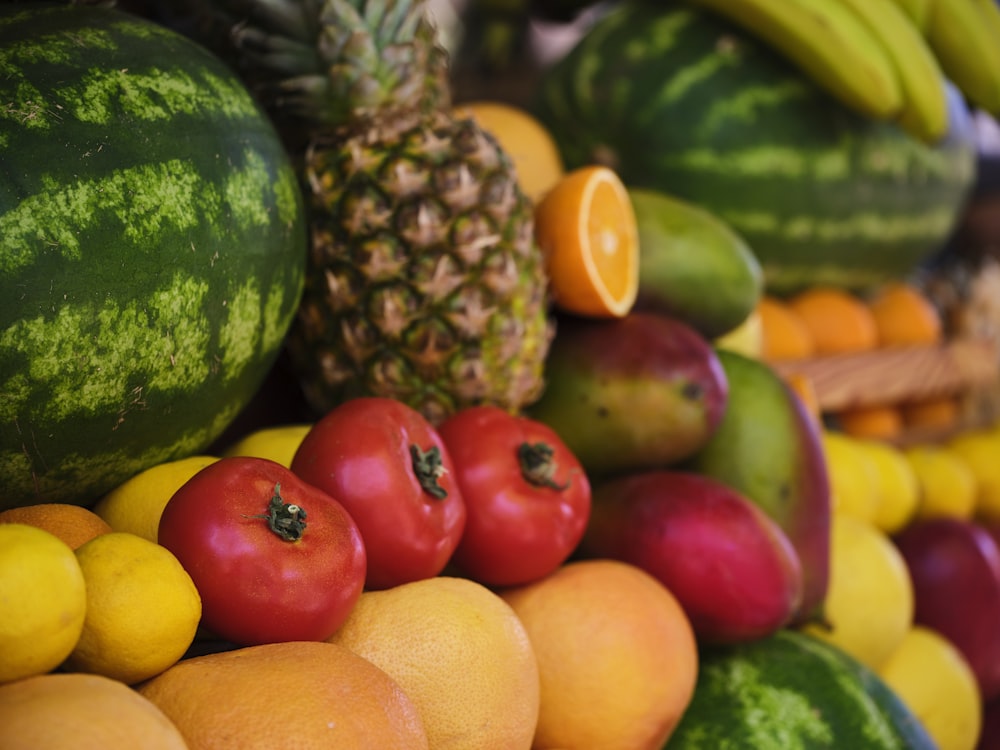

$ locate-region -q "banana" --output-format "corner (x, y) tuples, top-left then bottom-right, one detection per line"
(685, 0), (904, 121)
(834, 0), (949, 143)
(926, 0), (1000, 116)
(886, 0), (933, 31)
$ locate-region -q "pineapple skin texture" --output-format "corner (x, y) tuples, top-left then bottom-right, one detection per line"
(286, 111), (554, 424)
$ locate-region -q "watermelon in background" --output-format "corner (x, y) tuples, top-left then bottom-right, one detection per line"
(533, 1), (977, 294)
(0, 4), (307, 510)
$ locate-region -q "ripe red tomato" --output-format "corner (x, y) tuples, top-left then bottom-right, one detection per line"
(437, 405), (592, 586)
(158, 456), (366, 646)
(290, 397), (466, 590)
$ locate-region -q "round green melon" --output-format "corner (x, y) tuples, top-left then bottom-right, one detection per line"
(0, 3), (307, 509)
(533, 2), (978, 294)
(666, 629), (936, 749)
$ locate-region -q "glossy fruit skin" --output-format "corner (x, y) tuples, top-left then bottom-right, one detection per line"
(582, 470), (803, 643)
(291, 397), (466, 590)
(893, 517), (1000, 701)
(0, 4), (306, 510)
(629, 187), (763, 339)
(158, 457), (365, 646)
(686, 350), (831, 625)
(437, 406), (591, 586)
(526, 312), (728, 479)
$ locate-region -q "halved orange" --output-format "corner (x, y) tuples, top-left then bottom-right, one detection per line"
(534, 165), (639, 318)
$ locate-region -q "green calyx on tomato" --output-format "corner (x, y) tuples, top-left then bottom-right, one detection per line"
(409, 444), (449, 500)
(518, 442), (570, 490)
(247, 483), (307, 542)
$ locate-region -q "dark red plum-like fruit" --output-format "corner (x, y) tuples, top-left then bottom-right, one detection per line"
(894, 517), (1000, 702)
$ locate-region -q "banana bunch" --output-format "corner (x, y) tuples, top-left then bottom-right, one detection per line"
(684, 0), (1000, 144)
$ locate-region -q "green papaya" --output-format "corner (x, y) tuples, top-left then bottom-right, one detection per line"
(630, 187), (763, 339)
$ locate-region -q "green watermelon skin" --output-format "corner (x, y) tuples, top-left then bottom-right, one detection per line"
(533, 2), (977, 294)
(665, 629), (936, 749)
(0, 3), (307, 509)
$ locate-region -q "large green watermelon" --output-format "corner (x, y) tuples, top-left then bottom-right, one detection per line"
(0, 3), (307, 509)
(666, 629), (936, 749)
(533, 1), (977, 294)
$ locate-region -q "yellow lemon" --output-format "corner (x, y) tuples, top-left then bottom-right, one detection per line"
(857, 439), (920, 534)
(65, 532), (201, 685)
(0, 524), (86, 684)
(947, 430), (1000, 522)
(93, 455), (219, 542)
(822, 431), (880, 523)
(878, 625), (982, 750)
(802, 514), (913, 671)
(222, 424), (312, 468)
(904, 444), (978, 521)
(452, 101), (565, 202)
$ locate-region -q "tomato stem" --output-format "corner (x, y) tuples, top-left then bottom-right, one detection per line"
(410, 445), (448, 499)
(519, 442), (570, 490)
(247, 483), (308, 541)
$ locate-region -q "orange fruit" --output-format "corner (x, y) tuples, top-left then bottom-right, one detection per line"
(867, 281), (943, 347)
(534, 165), (639, 318)
(787, 286), (879, 355)
(0, 672), (188, 750)
(784, 372), (823, 424)
(499, 559), (698, 750)
(328, 575), (539, 750)
(138, 641), (429, 749)
(757, 295), (816, 360)
(901, 395), (960, 433)
(0, 503), (111, 550)
(836, 404), (905, 440)
(452, 101), (565, 202)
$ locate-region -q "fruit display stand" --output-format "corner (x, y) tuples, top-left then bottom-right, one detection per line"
(771, 337), (1000, 440)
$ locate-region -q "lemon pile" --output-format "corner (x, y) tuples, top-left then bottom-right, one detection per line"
(817, 425), (1000, 750)
(1, 502), (203, 687)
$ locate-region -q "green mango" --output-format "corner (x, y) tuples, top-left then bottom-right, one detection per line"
(685, 350), (831, 624)
(527, 312), (728, 480)
(629, 187), (763, 339)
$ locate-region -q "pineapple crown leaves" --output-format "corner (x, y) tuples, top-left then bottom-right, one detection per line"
(220, 0), (451, 130)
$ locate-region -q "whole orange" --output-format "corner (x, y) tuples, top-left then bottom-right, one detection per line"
(788, 286), (879, 355)
(138, 640), (428, 749)
(0, 503), (111, 550)
(0, 672), (188, 749)
(500, 559), (698, 750)
(328, 575), (539, 750)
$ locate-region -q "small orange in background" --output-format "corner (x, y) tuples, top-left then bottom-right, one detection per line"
(787, 286), (879, 355)
(836, 404), (905, 441)
(757, 295), (816, 361)
(784, 372), (823, 424)
(867, 281), (943, 347)
(0, 503), (111, 550)
(534, 165), (639, 319)
(900, 395), (960, 433)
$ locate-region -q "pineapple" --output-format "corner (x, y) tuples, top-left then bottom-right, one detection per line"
(194, 0), (553, 423)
